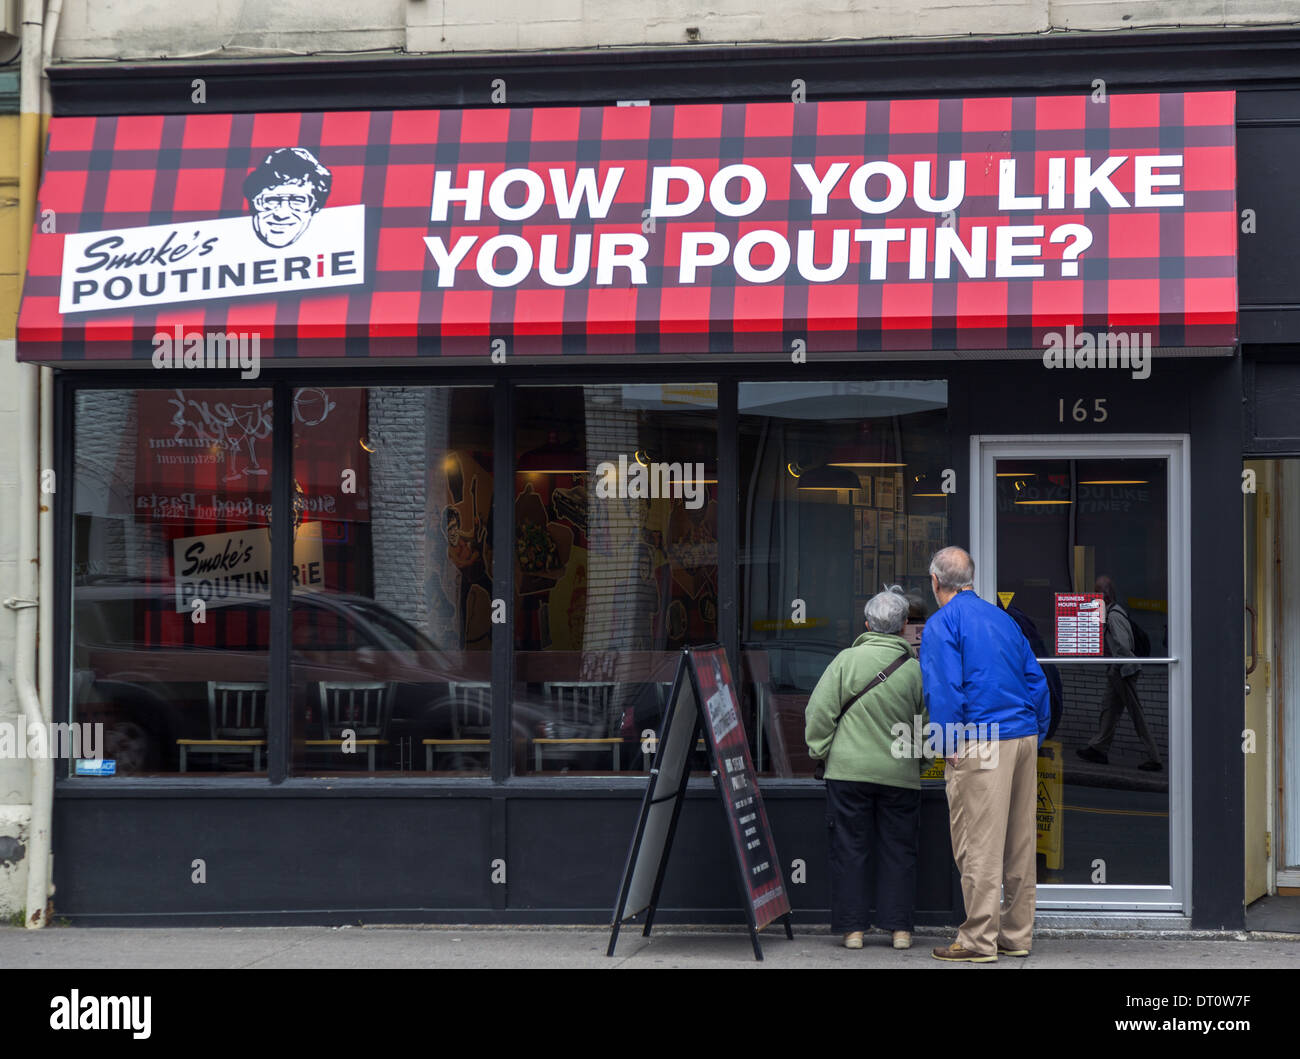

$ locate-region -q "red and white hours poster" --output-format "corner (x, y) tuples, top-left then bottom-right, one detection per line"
(1054, 593), (1104, 656)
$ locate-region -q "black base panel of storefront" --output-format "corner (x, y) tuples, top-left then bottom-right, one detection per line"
(51, 784), (959, 926)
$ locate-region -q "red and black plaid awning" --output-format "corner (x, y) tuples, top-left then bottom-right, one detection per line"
(17, 92), (1237, 364)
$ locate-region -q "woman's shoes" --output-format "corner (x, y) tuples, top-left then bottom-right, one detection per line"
(843, 930), (912, 949)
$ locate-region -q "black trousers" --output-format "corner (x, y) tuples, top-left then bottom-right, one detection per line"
(826, 778), (921, 934)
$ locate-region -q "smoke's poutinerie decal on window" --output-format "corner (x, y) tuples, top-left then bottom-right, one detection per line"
(17, 95), (1236, 362)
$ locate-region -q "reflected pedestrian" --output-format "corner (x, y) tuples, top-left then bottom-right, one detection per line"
(1076, 575), (1162, 771)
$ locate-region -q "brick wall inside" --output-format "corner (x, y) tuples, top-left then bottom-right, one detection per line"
(1053, 663), (1169, 763)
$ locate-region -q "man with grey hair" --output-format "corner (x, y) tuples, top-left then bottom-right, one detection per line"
(805, 587), (926, 952)
(922, 546), (1051, 963)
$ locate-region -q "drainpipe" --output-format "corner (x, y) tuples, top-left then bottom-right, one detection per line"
(39, 0), (59, 114)
(12, 0), (51, 929)
(37, 0), (58, 931)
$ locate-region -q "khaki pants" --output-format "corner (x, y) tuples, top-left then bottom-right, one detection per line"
(945, 734), (1039, 955)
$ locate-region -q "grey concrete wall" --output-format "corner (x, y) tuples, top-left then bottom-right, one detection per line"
(48, 0), (1300, 63)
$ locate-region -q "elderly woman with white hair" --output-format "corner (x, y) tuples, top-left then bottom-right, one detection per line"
(805, 587), (927, 951)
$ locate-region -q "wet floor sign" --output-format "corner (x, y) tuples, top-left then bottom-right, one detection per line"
(1036, 739), (1064, 870)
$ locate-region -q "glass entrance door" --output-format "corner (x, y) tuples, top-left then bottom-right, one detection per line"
(971, 435), (1189, 913)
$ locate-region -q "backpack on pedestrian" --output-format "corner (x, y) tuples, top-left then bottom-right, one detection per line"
(1111, 602), (1151, 658)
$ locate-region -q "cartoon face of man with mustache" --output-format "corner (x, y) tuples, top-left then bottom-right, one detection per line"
(242, 147), (332, 248)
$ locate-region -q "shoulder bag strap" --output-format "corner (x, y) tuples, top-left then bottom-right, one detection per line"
(831, 646), (913, 726)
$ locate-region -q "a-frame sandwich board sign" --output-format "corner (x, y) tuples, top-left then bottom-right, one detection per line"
(607, 644), (793, 961)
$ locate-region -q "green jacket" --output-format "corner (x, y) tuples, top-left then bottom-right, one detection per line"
(804, 631), (927, 788)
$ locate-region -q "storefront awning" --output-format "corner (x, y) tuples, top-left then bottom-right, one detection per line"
(17, 92), (1237, 365)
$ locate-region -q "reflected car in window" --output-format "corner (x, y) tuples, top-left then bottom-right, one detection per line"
(72, 580), (597, 774)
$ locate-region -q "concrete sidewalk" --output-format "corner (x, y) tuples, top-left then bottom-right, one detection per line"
(1, 925), (1297, 968)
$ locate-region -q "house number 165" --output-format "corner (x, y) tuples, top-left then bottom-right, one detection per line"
(1059, 398), (1108, 423)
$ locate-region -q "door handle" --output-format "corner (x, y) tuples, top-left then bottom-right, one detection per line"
(1245, 603), (1258, 677)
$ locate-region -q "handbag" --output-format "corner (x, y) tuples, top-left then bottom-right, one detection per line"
(813, 646), (912, 780)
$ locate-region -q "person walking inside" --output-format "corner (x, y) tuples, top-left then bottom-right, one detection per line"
(921, 547), (1051, 963)
(1076, 575), (1162, 771)
(805, 587), (926, 951)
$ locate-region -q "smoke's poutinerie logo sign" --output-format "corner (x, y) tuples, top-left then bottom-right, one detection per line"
(18, 96), (1237, 361)
(59, 147), (366, 314)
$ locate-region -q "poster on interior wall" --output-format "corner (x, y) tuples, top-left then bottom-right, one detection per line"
(514, 462), (722, 652)
(667, 492), (719, 645)
(907, 535), (930, 578)
(925, 516), (946, 552)
(880, 552), (895, 587)
(879, 510), (895, 549)
(876, 476), (896, 511)
(515, 474), (583, 650)
(862, 508), (877, 549)
(908, 514), (926, 548)
(862, 549), (877, 597)
(430, 449), (493, 652)
(548, 546), (589, 651)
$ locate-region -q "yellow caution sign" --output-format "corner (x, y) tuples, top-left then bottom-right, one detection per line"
(920, 756), (945, 781)
(1036, 739), (1064, 870)
(997, 591), (1015, 609)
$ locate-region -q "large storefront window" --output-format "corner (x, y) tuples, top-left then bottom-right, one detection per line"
(67, 378), (959, 784)
(738, 381), (950, 778)
(70, 384), (496, 778)
(72, 388), (274, 776)
(513, 384), (718, 775)
(290, 386), (493, 776)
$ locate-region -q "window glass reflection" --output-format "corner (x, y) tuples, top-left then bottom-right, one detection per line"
(739, 381), (950, 778)
(290, 386), (493, 776)
(513, 384), (718, 775)
(71, 388), (274, 776)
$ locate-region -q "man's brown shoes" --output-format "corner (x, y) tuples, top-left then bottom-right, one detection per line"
(931, 942), (997, 963)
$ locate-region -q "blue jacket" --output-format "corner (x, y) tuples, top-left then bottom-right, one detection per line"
(920, 590), (1051, 751)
